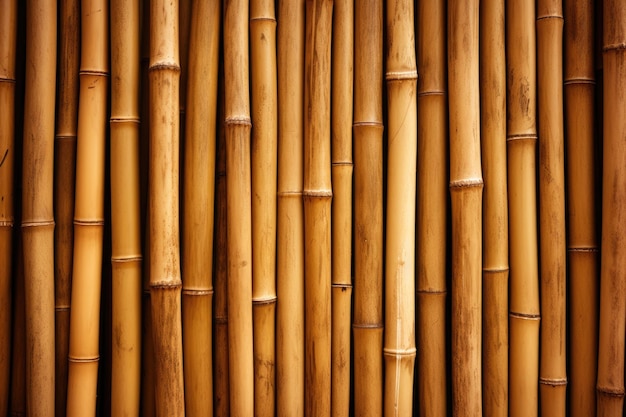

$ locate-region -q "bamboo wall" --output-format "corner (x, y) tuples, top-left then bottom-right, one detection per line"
(0, 0), (619, 416)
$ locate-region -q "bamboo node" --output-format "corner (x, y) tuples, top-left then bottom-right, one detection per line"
(416, 288), (447, 295)
(539, 377), (567, 386)
(331, 283), (352, 289)
(482, 266), (510, 274)
(536, 13), (563, 21)
(568, 246), (599, 253)
(0, 76), (16, 83)
(148, 63), (181, 73)
(385, 70), (418, 81)
(563, 77), (595, 86)
(55, 305), (70, 312)
(302, 190), (333, 198)
(0, 220), (14, 227)
(603, 43), (626, 53)
(214, 316), (228, 325)
(110, 116), (140, 124)
(597, 386), (625, 397)
(506, 134), (537, 143)
(252, 295), (277, 305)
(74, 219), (105, 226)
(331, 161), (353, 167)
(68, 355), (100, 363)
(418, 89), (445, 97)
(151, 280), (183, 290)
(449, 178), (483, 190)
(509, 311), (540, 320)
(353, 121), (384, 129)
(21, 220), (55, 228)
(383, 347), (417, 357)
(277, 190), (303, 197)
(182, 288), (214, 296)
(225, 116), (252, 126)
(55, 134), (78, 141)
(353, 323), (384, 329)
(111, 255), (142, 264)
(250, 16), (277, 23)
(79, 69), (109, 77)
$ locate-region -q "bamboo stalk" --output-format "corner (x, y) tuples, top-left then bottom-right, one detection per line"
(384, 0), (418, 415)
(564, 1), (598, 416)
(480, 0), (509, 416)
(276, 0), (305, 415)
(597, 1), (626, 415)
(141, 217), (156, 417)
(330, 0), (353, 414)
(182, 0), (220, 415)
(21, 0), (57, 414)
(507, 1), (540, 416)
(416, 0), (448, 414)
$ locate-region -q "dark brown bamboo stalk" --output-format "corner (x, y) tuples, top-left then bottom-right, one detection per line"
(10, 230), (25, 417)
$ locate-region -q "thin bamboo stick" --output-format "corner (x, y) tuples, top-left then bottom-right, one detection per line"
(141, 217), (156, 417)
(507, 0), (540, 415)
(564, 1), (598, 416)
(480, 0), (509, 415)
(182, 0), (220, 415)
(384, 0), (418, 414)
(416, 0), (448, 414)
(276, 0), (305, 415)
(597, 1), (626, 415)
(21, 0), (57, 414)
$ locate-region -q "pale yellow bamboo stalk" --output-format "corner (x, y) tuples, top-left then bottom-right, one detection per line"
(597, 2), (626, 415)
(21, 0), (57, 414)
(353, 1), (383, 416)
(480, 0), (509, 416)
(384, 0), (418, 415)
(10, 230), (25, 417)
(224, 0), (254, 415)
(276, 0), (305, 415)
(330, 0), (353, 414)
(416, 0), (447, 414)
(182, 0), (220, 415)
(564, 1), (598, 416)
(507, 1), (540, 415)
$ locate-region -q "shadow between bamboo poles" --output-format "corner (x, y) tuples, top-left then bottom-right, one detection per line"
(10, 230), (25, 416)
(564, 2), (599, 416)
(416, 0), (448, 414)
(597, 2), (626, 415)
(276, 0), (305, 415)
(21, 0), (57, 414)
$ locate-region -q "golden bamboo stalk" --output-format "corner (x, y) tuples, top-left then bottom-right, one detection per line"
(507, 1), (540, 416)
(416, 0), (447, 414)
(10, 230), (25, 417)
(597, 1), (626, 415)
(182, 0), (220, 415)
(330, 0), (352, 414)
(384, 1), (418, 416)
(276, 0), (305, 415)
(564, 1), (598, 416)
(480, 0), (509, 416)
(21, 0), (56, 414)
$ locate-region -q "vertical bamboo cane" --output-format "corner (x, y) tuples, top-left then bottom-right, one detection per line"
(384, 0), (418, 414)
(354, 1), (383, 415)
(21, 0), (56, 414)
(597, 1), (626, 415)
(330, 0), (353, 414)
(276, 0), (306, 415)
(507, 1), (540, 416)
(224, 0), (254, 415)
(480, 0), (509, 415)
(303, 1), (333, 416)
(416, 0), (448, 414)
(10, 231), (25, 417)
(564, 1), (598, 416)
(182, 0), (220, 415)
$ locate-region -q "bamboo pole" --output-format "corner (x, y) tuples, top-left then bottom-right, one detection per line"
(21, 0), (57, 414)
(507, 1), (540, 416)
(480, 0), (509, 415)
(276, 0), (305, 415)
(564, 1), (598, 416)
(182, 0), (220, 415)
(537, 1), (567, 415)
(330, 0), (353, 414)
(223, 0), (254, 414)
(597, 1), (626, 415)
(384, 0), (418, 414)
(353, 1), (383, 415)
(416, 0), (448, 414)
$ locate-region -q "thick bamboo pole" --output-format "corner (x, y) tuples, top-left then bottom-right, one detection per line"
(303, 1), (333, 416)
(330, 0), (353, 414)
(276, 0), (305, 415)
(384, 0), (418, 415)
(21, 0), (57, 414)
(480, 0), (509, 416)
(182, 0), (220, 415)
(416, 0), (447, 414)
(597, 1), (626, 415)
(353, 1), (383, 416)
(507, 1), (540, 416)
(110, 0), (142, 414)
(564, 1), (598, 416)
(448, 1), (483, 416)
(537, 1), (567, 415)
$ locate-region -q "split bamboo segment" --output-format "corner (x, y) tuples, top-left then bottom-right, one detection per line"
(506, 0), (540, 416)
(303, 1), (333, 415)
(597, 1), (626, 415)
(182, 0), (220, 415)
(110, 0), (142, 414)
(384, 0), (418, 414)
(21, 0), (57, 414)
(416, 0), (448, 414)
(564, 1), (599, 416)
(448, 1), (483, 416)
(480, 0), (509, 416)
(276, 0), (305, 415)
